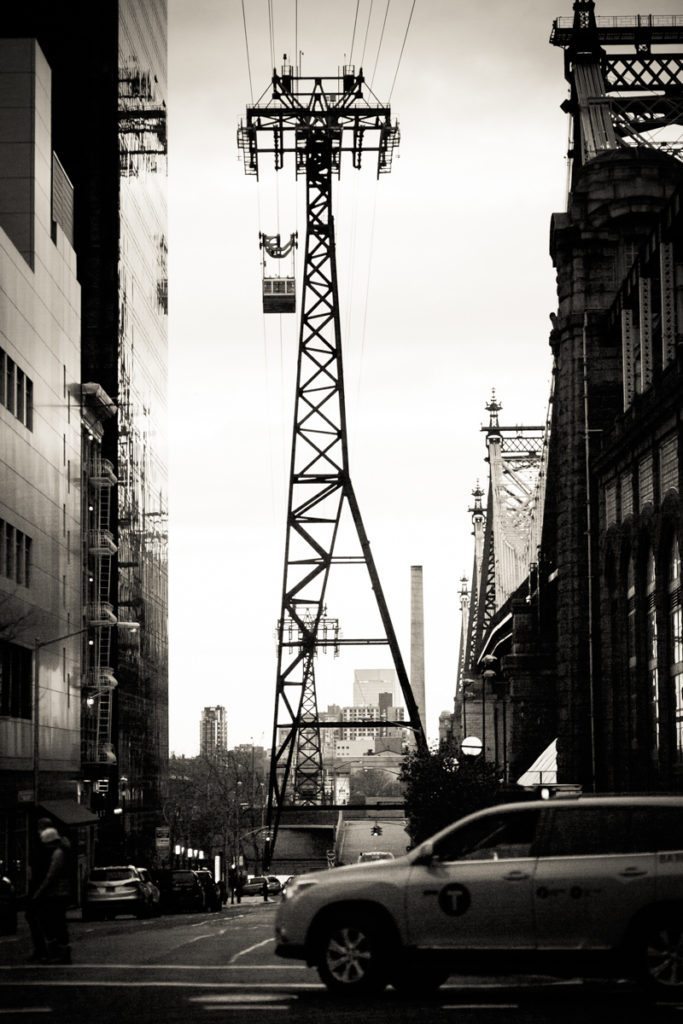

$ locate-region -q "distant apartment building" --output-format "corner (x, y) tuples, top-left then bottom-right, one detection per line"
(200, 706), (228, 757)
(340, 703), (405, 743)
(353, 668), (397, 706)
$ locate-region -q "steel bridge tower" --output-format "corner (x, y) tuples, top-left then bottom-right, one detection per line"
(238, 61), (427, 864)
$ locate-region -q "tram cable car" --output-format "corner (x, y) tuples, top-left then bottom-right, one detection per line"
(260, 231), (298, 314)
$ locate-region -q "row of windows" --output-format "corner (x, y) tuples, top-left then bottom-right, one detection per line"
(604, 435), (678, 526)
(0, 347), (33, 431)
(615, 536), (681, 764)
(0, 639), (32, 720)
(0, 520), (32, 587)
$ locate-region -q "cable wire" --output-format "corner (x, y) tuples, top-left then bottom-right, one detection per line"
(360, 0), (374, 67)
(371, 0), (391, 88)
(388, 0), (416, 100)
(349, 0), (361, 65)
(241, 0), (254, 102)
(267, 0), (276, 71)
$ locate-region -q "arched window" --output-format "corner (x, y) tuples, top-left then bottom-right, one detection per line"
(669, 537), (683, 762)
(647, 550), (660, 755)
(625, 554), (639, 756)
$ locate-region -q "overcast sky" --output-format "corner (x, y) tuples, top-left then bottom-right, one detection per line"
(166, 0), (682, 756)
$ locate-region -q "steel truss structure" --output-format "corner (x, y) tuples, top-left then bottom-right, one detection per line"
(459, 395), (549, 688)
(239, 65), (425, 864)
(550, 1), (683, 180)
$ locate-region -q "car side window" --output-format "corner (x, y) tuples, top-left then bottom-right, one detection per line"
(630, 807), (683, 853)
(544, 807), (633, 857)
(434, 810), (541, 863)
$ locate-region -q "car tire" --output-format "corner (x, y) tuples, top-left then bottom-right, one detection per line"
(316, 913), (388, 996)
(637, 910), (683, 994)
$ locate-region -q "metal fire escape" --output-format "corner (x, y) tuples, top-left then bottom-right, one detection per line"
(81, 384), (119, 769)
(550, 0), (683, 184)
(238, 60), (426, 863)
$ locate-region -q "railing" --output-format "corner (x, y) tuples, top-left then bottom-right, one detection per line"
(553, 15), (683, 29)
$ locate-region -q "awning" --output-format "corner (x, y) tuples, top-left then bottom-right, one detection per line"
(516, 739), (557, 787)
(39, 800), (99, 826)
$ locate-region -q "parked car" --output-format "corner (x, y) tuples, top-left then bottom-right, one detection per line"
(194, 869), (221, 911)
(0, 868), (17, 935)
(156, 869), (205, 914)
(357, 851), (395, 863)
(275, 795), (683, 997)
(83, 865), (155, 920)
(242, 874), (282, 897)
(136, 867), (161, 914)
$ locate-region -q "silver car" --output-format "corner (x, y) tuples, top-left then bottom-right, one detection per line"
(83, 865), (155, 920)
(275, 795), (683, 998)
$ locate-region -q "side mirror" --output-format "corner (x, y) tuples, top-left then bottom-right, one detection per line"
(412, 840), (435, 866)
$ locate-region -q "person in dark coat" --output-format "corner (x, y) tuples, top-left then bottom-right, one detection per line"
(25, 822), (72, 964)
(227, 864), (240, 904)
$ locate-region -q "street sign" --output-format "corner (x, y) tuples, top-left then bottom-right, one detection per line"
(155, 826), (170, 850)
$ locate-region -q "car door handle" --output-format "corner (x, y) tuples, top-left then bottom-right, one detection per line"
(619, 867), (648, 877)
(503, 871), (530, 881)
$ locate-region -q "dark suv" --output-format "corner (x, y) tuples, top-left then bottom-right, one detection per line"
(275, 795), (683, 997)
(156, 869), (204, 914)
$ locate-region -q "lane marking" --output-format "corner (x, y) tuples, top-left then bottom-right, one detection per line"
(0, 964), (309, 971)
(443, 1006), (519, 1011)
(229, 938), (276, 963)
(0, 982), (324, 990)
(0, 1011), (52, 1016)
(190, 995), (295, 1004)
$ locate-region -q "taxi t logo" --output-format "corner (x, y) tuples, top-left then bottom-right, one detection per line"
(438, 882), (471, 916)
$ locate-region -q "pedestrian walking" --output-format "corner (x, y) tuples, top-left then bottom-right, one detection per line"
(25, 821), (72, 964)
(262, 877), (269, 902)
(227, 864), (240, 904)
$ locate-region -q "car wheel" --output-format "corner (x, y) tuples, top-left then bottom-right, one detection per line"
(639, 911), (683, 993)
(316, 913), (388, 996)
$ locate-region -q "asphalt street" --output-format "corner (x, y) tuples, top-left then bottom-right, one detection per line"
(1, 896), (682, 1023)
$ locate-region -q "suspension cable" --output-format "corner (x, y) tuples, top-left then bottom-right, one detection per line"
(241, 0), (254, 103)
(267, 0), (276, 70)
(371, 0), (391, 88)
(349, 0), (361, 65)
(388, 0), (416, 100)
(360, 0), (374, 67)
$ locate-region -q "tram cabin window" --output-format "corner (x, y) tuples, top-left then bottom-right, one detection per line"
(263, 277), (296, 313)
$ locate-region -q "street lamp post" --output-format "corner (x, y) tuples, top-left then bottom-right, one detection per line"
(32, 620), (138, 805)
(33, 627), (91, 806)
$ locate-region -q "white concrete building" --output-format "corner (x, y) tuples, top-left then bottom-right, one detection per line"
(0, 39), (83, 886)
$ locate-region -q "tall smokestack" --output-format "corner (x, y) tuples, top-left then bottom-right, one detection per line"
(410, 566), (426, 737)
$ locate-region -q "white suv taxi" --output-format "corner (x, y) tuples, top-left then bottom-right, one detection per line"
(274, 795), (683, 996)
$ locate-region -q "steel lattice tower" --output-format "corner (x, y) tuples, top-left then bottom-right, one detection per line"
(238, 63), (427, 863)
